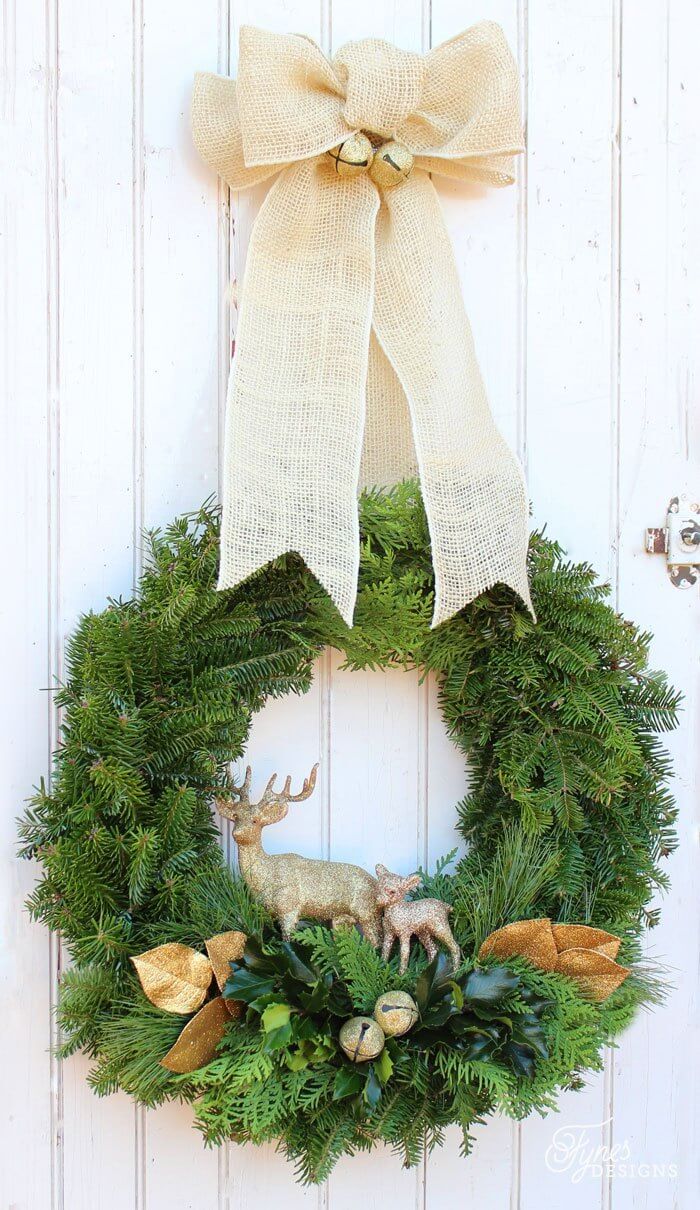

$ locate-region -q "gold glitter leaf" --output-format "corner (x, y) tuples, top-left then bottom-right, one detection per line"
(556, 947), (630, 1003)
(160, 996), (230, 1073)
(131, 943), (212, 1014)
(551, 923), (621, 960)
(205, 930), (246, 993)
(478, 918), (558, 972)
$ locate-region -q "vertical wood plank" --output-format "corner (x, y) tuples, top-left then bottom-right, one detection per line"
(426, 3), (522, 1204)
(524, 0), (619, 576)
(1, 2), (53, 1206)
(139, 1), (223, 1206)
(55, 1), (140, 1205)
(518, 3), (618, 1206)
(612, 1), (700, 1206)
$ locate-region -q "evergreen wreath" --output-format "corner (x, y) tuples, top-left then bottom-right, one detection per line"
(19, 483), (679, 1184)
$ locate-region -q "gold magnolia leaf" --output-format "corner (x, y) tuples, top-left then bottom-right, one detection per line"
(205, 931), (246, 991)
(478, 918), (558, 972)
(551, 923), (621, 960)
(160, 996), (230, 1073)
(205, 930), (247, 1017)
(131, 942), (212, 1014)
(556, 947), (630, 1003)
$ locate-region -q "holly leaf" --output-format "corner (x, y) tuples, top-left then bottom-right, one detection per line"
(240, 938), (276, 972)
(277, 942), (318, 985)
(448, 1018), (502, 1042)
(260, 1002), (294, 1050)
(261, 1002), (292, 1033)
(298, 978), (331, 1014)
(418, 1001), (457, 1030)
(285, 1049), (309, 1072)
(415, 953), (454, 1012)
(333, 1067), (364, 1101)
(375, 1046), (394, 1086)
(223, 966), (275, 1004)
(460, 1033), (496, 1061)
(506, 1041), (538, 1078)
(292, 1015), (320, 1042)
(519, 987), (555, 1015)
(364, 1065), (382, 1109)
(511, 1017), (549, 1059)
(263, 1023), (294, 1051)
(462, 966), (520, 1007)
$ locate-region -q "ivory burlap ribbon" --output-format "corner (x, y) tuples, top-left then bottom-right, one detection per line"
(192, 23), (533, 626)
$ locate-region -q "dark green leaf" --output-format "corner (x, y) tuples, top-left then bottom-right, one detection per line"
(415, 953), (454, 1012)
(277, 941), (318, 985)
(461, 1034), (496, 1061)
(262, 1022), (294, 1051)
(462, 966), (520, 1007)
(333, 1067), (364, 1101)
(223, 966), (275, 1004)
(298, 979), (330, 1014)
(364, 1065), (382, 1109)
(507, 1041), (537, 1078)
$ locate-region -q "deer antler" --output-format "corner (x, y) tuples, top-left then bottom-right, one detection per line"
(261, 763), (319, 807)
(214, 764), (319, 822)
(214, 765), (252, 821)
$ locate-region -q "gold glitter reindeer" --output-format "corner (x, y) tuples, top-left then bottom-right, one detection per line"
(216, 765), (382, 945)
(375, 864), (461, 974)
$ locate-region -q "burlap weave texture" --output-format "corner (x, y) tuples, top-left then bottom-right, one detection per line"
(192, 21), (533, 626)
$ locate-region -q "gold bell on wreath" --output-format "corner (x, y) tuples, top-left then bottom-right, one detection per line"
(327, 132), (374, 178)
(338, 1016), (385, 1062)
(373, 990), (419, 1037)
(369, 140), (414, 189)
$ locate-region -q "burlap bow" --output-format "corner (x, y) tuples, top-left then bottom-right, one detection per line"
(192, 23), (533, 626)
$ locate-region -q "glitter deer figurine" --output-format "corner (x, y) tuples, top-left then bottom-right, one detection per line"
(375, 864), (461, 974)
(216, 765), (382, 945)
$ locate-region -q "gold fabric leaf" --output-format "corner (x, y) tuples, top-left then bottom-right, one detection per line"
(205, 930), (247, 1017)
(551, 923), (621, 960)
(131, 943), (212, 1014)
(204, 930), (246, 991)
(160, 996), (230, 1073)
(478, 918), (558, 972)
(556, 947), (630, 1003)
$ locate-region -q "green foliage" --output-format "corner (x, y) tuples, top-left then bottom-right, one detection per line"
(18, 485), (678, 1182)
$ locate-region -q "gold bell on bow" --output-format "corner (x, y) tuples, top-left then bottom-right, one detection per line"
(369, 141), (414, 189)
(327, 132), (374, 178)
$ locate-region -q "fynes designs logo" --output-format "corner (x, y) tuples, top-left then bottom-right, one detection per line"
(544, 1120), (678, 1184)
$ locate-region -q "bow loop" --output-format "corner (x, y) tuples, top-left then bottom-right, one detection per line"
(402, 22), (524, 182)
(236, 26), (346, 167)
(333, 40), (424, 138)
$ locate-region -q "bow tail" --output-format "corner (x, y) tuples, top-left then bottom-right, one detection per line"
(372, 171), (533, 628)
(218, 159), (379, 625)
(359, 332), (418, 490)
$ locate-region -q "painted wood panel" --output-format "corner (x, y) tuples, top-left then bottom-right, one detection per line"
(2, 1), (699, 1208)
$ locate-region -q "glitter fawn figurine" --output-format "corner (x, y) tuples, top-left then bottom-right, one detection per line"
(216, 765), (382, 946)
(375, 864), (461, 974)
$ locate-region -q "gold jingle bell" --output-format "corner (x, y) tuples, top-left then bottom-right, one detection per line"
(369, 141), (414, 189)
(338, 1016), (385, 1062)
(327, 132), (374, 178)
(373, 990), (419, 1037)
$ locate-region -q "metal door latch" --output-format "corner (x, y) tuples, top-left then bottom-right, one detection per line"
(645, 496), (700, 588)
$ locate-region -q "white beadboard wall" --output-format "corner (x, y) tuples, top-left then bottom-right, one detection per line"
(2, 1), (699, 1208)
